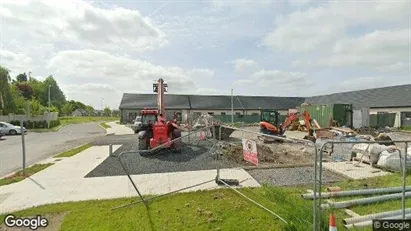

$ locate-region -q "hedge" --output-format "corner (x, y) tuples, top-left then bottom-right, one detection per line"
(9, 119), (61, 129)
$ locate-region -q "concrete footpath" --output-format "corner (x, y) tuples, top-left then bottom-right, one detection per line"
(0, 145), (260, 214)
(105, 121), (134, 135)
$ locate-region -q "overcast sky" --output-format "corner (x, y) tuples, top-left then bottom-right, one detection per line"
(0, 0), (410, 110)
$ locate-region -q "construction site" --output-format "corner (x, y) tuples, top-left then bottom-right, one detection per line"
(82, 78), (411, 230)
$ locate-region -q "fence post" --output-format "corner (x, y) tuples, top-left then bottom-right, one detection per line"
(109, 144), (113, 157)
(20, 118), (26, 176)
(403, 142), (408, 219)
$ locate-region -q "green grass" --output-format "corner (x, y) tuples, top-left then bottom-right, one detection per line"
(1, 171), (409, 230)
(30, 117), (119, 132)
(0, 163), (54, 186)
(99, 122), (111, 129)
(0, 186), (320, 231)
(401, 126), (411, 132)
(54, 144), (92, 158)
(59, 116), (119, 127)
(315, 173), (411, 231)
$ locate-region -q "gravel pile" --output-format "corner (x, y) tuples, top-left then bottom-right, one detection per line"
(247, 167), (345, 187)
(85, 139), (241, 178)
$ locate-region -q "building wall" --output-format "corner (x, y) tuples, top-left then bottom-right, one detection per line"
(369, 107), (411, 114)
(369, 107), (411, 128)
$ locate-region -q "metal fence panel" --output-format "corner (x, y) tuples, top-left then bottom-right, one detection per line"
(312, 137), (411, 231)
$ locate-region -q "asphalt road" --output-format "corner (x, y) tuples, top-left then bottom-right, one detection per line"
(0, 122), (106, 177)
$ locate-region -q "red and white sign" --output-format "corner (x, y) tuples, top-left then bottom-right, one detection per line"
(242, 139), (258, 166)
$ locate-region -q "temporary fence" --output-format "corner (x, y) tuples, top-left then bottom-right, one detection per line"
(312, 137), (411, 231)
(110, 122), (318, 229)
(215, 124), (320, 229)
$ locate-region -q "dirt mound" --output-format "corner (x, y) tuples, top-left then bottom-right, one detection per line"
(193, 114), (222, 129)
(221, 141), (314, 165)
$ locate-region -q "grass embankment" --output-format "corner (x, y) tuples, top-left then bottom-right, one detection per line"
(54, 144), (92, 158)
(0, 163), (54, 186)
(401, 126), (411, 132)
(99, 122), (111, 129)
(30, 116), (119, 132)
(0, 186), (320, 231)
(0, 172), (409, 230)
(315, 173), (411, 231)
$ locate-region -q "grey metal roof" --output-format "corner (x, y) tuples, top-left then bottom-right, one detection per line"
(119, 93), (191, 109)
(305, 84), (411, 109)
(120, 84), (411, 110)
(188, 95), (243, 110)
(119, 93), (305, 110)
(236, 96), (305, 110)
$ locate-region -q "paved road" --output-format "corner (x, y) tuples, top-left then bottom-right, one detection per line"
(0, 122), (106, 177)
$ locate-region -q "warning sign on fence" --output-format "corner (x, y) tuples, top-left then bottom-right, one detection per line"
(242, 139), (258, 166)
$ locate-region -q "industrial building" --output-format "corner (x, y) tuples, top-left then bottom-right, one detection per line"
(118, 93), (305, 124)
(119, 84), (411, 127)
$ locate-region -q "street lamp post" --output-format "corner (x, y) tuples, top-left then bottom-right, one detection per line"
(47, 85), (51, 128)
(231, 89), (234, 124)
(48, 85), (51, 112)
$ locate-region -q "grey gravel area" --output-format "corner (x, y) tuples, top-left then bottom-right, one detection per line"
(247, 167), (345, 187)
(85, 139), (241, 177)
(90, 134), (138, 145)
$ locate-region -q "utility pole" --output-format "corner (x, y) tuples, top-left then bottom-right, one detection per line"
(231, 89), (234, 124)
(48, 85), (51, 112)
(47, 85), (51, 128)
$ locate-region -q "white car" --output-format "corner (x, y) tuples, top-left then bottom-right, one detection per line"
(0, 122), (28, 135)
(131, 116), (143, 133)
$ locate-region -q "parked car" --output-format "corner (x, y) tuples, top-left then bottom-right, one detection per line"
(131, 116), (143, 133)
(0, 122), (28, 135)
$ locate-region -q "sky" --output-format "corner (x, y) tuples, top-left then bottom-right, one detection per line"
(0, 0), (410, 110)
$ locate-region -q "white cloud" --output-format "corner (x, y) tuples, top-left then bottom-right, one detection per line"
(230, 59), (258, 72)
(188, 68), (215, 79)
(61, 83), (121, 109)
(46, 49), (215, 108)
(261, 1), (410, 53)
(0, 0), (167, 52)
(234, 69), (313, 90)
(294, 29), (410, 72)
(330, 76), (411, 94)
(0, 50), (35, 77)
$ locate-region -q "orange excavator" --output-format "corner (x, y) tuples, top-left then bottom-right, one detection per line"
(258, 109), (316, 142)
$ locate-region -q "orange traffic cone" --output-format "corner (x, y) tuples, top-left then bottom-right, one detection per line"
(329, 213), (337, 231)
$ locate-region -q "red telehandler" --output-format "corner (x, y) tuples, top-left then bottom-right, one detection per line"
(136, 78), (182, 154)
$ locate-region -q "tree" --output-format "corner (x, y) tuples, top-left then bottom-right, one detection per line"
(10, 85), (27, 114)
(86, 105), (94, 116)
(16, 73), (28, 82)
(0, 65), (15, 115)
(14, 82), (34, 99)
(29, 98), (45, 116)
(42, 75), (66, 110)
(103, 106), (111, 117)
(61, 103), (74, 116)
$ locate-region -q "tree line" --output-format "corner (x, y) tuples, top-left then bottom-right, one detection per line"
(0, 65), (113, 117)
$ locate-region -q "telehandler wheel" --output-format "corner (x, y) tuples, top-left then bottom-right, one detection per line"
(171, 129), (182, 153)
(138, 138), (148, 152)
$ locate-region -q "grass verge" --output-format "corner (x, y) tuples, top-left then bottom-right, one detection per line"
(0, 163), (54, 186)
(54, 144), (92, 158)
(1, 172), (408, 230)
(99, 122), (111, 129)
(59, 116), (119, 127)
(0, 186), (323, 231)
(29, 117), (119, 132)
